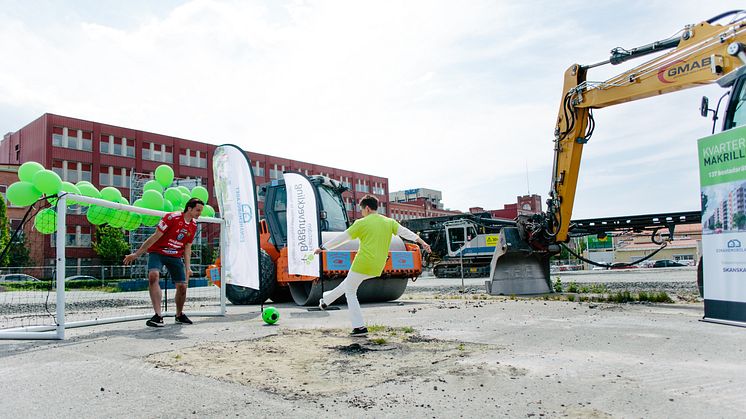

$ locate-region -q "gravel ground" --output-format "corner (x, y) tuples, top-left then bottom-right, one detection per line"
(409, 267), (699, 296)
(2, 281), (745, 418)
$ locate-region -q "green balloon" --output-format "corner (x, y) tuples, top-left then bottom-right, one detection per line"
(48, 181), (81, 206)
(163, 199), (174, 212)
(134, 198), (161, 226)
(142, 215), (160, 227)
(100, 186), (122, 203)
(177, 186), (190, 196)
(180, 193), (190, 205)
(123, 212), (142, 231)
(190, 186), (209, 202)
(6, 181), (42, 207)
(202, 204), (215, 218)
(262, 306), (280, 324)
(144, 180), (164, 195)
(76, 182), (101, 206)
(34, 208), (57, 234)
(155, 165), (174, 188)
(108, 209), (128, 228)
(86, 205), (112, 225)
(32, 170), (62, 195)
(164, 187), (182, 206)
(19, 161), (45, 183)
(142, 189), (164, 210)
(118, 196), (130, 206)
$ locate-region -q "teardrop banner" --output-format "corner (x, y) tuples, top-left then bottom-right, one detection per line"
(213, 144), (260, 290)
(283, 172), (321, 277)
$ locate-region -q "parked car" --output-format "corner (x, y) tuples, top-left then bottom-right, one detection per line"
(609, 262), (637, 270)
(64, 275), (99, 282)
(0, 273), (40, 282)
(652, 259), (686, 268)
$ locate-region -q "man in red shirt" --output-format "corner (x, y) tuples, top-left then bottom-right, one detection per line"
(124, 198), (204, 327)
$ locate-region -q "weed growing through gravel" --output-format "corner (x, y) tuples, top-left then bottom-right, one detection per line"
(553, 277), (563, 293)
(371, 338), (387, 345)
(367, 325), (387, 333)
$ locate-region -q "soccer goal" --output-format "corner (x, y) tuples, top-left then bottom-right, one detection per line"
(0, 193), (226, 340)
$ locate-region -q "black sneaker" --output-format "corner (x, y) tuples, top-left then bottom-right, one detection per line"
(350, 327), (368, 337)
(318, 298), (328, 311)
(146, 314), (164, 327)
(175, 313), (193, 325)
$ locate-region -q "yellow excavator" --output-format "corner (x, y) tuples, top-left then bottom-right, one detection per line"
(487, 10), (746, 294)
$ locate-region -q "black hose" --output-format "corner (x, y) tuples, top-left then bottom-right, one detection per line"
(706, 10), (745, 24)
(560, 240), (667, 268)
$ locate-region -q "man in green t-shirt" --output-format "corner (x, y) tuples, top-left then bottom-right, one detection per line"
(314, 195), (431, 337)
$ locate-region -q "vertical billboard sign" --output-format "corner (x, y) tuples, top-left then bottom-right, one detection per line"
(283, 172), (321, 277)
(213, 144), (260, 290)
(698, 126), (746, 325)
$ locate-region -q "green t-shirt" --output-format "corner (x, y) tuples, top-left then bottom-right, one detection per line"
(347, 213), (400, 276)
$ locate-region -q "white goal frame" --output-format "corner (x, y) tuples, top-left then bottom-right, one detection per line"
(0, 193), (227, 340)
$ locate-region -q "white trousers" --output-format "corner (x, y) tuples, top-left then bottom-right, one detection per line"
(322, 270), (374, 329)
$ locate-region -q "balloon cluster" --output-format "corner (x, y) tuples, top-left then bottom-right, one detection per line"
(6, 162), (216, 234)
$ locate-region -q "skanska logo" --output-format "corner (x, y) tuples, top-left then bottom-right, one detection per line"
(727, 239), (742, 248)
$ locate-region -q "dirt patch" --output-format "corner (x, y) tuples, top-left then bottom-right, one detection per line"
(146, 327), (502, 399)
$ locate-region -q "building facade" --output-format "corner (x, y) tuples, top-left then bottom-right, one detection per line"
(388, 187), (461, 221)
(469, 194), (543, 219)
(0, 113), (390, 266)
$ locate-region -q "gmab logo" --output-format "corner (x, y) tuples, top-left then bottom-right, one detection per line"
(727, 239), (742, 248)
(657, 57), (711, 83)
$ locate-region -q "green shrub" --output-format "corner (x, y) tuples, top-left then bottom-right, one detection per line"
(553, 278), (563, 293)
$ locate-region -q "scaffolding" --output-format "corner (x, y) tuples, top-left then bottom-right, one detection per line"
(128, 172), (204, 279)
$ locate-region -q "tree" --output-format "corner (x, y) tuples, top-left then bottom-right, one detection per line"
(7, 233), (30, 267)
(0, 197), (9, 266)
(733, 212), (746, 230)
(200, 243), (218, 266)
(92, 225), (130, 265)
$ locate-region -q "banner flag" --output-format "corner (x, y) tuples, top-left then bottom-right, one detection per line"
(213, 145), (260, 290)
(283, 172), (321, 277)
(698, 125), (746, 324)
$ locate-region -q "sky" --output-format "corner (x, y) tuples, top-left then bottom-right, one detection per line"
(0, 0), (744, 218)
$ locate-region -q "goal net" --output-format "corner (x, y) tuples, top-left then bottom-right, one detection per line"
(0, 193), (225, 340)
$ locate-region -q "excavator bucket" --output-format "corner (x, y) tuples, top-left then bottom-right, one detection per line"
(486, 227), (553, 295)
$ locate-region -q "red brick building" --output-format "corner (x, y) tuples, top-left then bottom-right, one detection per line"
(0, 113), (390, 266)
(389, 198), (462, 221)
(469, 194), (543, 219)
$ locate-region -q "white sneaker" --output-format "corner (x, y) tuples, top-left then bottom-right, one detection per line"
(318, 298), (328, 310)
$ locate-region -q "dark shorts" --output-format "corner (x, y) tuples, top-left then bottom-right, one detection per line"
(148, 253), (187, 283)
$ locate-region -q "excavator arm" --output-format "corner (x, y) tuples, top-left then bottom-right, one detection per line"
(547, 12), (746, 243)
(487, 11), (746, 295)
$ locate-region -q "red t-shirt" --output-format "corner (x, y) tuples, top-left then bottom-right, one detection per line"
(148, 212), (198, 258)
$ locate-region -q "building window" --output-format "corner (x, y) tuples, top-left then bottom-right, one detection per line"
(52, 161), (92, 184)
(100, 135), (135, 158)
(142, 142), (173, 163)
(51, 226), (92, 248)
(100, 166), (130, 188)
(179, 150), (208, 168)
(253, 162), (264, 177)
(52, 127), (92, 151)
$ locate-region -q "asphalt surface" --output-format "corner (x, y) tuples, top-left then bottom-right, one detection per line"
(2, 269), (745, 418)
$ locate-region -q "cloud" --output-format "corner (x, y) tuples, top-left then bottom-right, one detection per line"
(0, 0), (744, 219)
